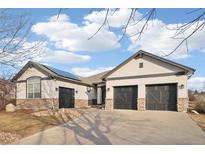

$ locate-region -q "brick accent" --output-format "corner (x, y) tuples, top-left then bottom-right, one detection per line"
(177, 98), (188, 112)
(16, 99), (58, 110)
(75, 99), (89, 108)
(105, 99), (113, 110)
(137, 98), (145, 111)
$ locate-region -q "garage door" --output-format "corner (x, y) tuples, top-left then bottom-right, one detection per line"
(114, 86), (138, 110)
(146, 84), (177, 111)
(59, 87), (75, 108)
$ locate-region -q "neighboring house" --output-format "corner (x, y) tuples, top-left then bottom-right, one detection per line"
(0, 79), (16, 110)
(12, 50), (195, 112)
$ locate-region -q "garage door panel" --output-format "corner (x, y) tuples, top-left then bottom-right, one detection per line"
(114, 86), (138, 110)
(146, 84), (177, 111)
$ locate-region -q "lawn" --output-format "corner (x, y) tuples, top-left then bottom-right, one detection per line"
(189, 113), (205, 132)
(0, 109), (82, 144)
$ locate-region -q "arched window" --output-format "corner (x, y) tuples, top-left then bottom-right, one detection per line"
(27, 77), (41, 98)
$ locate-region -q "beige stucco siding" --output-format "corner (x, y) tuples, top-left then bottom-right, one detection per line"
(108, 56), (184, 78)
(18, 67), (47, 80)
(16, 67), (93, 100)
(16, 82), (26, 99)
(106, 75), (188, 100)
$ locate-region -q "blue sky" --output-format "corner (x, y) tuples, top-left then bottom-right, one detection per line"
(3, 8), (205, 90)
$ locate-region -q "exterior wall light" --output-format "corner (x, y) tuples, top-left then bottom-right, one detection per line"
(107, 88), (110, 91)
(87, 86), (91, 93)
(179, 84), (184, 89)
(76, 90), (78, 94)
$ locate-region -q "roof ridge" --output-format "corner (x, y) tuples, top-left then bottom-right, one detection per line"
(82, 70), (111, 79)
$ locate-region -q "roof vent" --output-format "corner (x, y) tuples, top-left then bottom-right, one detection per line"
(139, 62), (143, 68)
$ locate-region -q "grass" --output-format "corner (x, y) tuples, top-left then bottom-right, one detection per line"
(0, 109), (78, 144)
(189, 113), (205, 132)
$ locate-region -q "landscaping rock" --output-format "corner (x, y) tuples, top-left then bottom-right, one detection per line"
(5, 103), (16, 112)
(0, 131), (21, 144)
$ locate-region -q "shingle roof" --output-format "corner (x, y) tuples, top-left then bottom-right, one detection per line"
(12, 50), (195, 85)
(12, 61), (90, 86)
(81, 70), (110, 85)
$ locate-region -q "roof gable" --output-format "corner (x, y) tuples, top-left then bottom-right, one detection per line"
(102, 50), (195, 79)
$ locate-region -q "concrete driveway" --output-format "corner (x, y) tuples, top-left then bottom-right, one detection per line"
(15, 109), (205, 145)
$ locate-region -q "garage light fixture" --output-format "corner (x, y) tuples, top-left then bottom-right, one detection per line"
(179, 84), (184, 89)
(87, 86), (91, 93)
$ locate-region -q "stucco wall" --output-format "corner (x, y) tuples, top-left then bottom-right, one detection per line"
(108, 55), (184, 78)
(16, 67), (94, 100)
(106, 75), (188, 100)
(18, 67), (47, 80)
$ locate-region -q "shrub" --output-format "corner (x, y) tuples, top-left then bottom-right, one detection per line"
(189, 94), (196, 101)
(188, 90), (196, 101)
(195, 101), (205, 113)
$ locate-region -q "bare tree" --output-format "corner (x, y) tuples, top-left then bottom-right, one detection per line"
(0, 9), (43, 70)
(0, 79), (15, 110)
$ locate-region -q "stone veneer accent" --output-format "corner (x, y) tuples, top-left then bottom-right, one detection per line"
(105, 99), (113, 110)
(75, 99), (89, 108)
(16, 99), (58, 110)
(137, 98), (145, 111)
(177, 98), (188, 112)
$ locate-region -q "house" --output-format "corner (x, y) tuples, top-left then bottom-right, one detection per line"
(12, 50), (195, 112)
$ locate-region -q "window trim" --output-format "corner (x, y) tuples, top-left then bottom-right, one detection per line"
(26, 76), (41, 99)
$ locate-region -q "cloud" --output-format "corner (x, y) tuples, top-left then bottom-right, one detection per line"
(32, 9), (205, 60)
(48, 14), (70, 22)
(126, 19), (205, 59)
(71, 66), (114, 77)
(39, 50), (91, 64)
(32, 14), (120, 52)
(84, 8), (205, 59)
(188, 77), (205, 91)
(84, 8), (142, 28)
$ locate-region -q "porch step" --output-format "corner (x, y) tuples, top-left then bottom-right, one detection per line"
(91, 104), (105, 109)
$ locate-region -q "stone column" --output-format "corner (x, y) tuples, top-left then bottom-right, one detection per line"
(97, 87), (102, 104)
(177, 98), (188, 112)
(137, 98), (145, 111)
(105, 99), (113, 110)
(137, 84), (146, 111)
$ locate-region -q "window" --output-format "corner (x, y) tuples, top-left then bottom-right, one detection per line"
(27, 77), (41, 98)
(139, 62), (143, 68)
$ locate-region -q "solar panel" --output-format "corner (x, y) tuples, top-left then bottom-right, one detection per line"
(43, 65), (81, 81)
